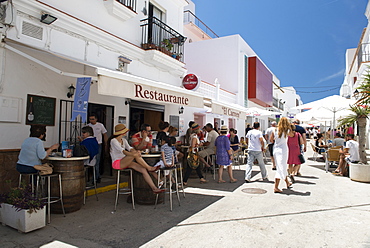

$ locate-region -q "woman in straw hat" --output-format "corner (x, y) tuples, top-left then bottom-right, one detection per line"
(215, 126), (238, 183)
(183, 123), (208, 186)
(108, 124), (165, 194)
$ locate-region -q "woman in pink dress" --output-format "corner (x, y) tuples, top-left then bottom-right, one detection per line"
(287, 124), (304, 183)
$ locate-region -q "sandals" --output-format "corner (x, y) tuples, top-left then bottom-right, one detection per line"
(200, 179), (208, 184)
(217, 180), (226, 184)
(230, 179), (238, 183)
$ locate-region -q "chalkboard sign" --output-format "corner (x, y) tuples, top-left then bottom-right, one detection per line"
(25, 94), (56, 126)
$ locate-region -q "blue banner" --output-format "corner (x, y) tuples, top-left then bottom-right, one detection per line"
(70, 77), (91, 123)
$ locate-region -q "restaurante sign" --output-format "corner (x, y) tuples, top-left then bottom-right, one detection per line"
(135, 84), (189, 105)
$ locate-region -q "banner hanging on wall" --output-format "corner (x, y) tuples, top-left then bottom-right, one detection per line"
(70, 77), (91, 123)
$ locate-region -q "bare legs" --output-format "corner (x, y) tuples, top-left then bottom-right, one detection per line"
(119, 154), (162, 192)
(274, 177), (292, 193)
(218, 165), (237, 183)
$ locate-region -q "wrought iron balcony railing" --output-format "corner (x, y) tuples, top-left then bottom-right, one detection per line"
(358, 43), (370, 69)
(116, 0), (136, 12)
(140, 17), (187, 62)
(183, 10), (219, 39)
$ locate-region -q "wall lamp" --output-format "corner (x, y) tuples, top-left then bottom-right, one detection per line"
(67, 84), (75, 98)
(125, 99), (131, 105)
(179, 106), (184, 114)
(40, 13), (58, 25)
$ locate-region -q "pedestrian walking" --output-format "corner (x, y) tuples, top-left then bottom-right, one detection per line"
(215, 126), (238, 183)
(245, 122), (268, 182)
(270, 117), (294, 193)
(265, 121), (277, 170)
(287, 124), (303, 183)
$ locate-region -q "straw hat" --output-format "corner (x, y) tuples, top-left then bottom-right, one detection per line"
(114, 124), (129, 135)
(220, 126), (228, 132)
(191, 123), (200, 130)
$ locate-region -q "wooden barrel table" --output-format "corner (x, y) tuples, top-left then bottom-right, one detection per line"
(46, 156), (89, 213)
(134, 154), (163, 205)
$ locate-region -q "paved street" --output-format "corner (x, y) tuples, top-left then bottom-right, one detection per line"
(2, 143), (370, 248)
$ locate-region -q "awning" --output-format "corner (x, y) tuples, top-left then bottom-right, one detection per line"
(97, 68), (204, 108)
(212, 101), (247, 119)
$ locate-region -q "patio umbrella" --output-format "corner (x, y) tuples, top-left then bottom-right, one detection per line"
(293, 95), (355, 128)
(245, 107), (281, 117)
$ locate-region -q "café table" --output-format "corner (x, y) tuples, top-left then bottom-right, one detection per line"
(46, 155), (89, 213)
(133, 153), (163, 205)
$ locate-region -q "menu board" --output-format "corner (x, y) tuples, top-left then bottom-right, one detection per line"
(169, 115), (179, 137)
(25, 94), (56, 126)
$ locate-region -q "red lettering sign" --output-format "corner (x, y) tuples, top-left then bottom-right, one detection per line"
(135, 84), (190, 105)
(182, 74), (199, 91)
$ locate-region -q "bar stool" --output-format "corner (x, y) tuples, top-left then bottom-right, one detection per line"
(37, 173), (65, 224)
(155, 165), (180, 211)
(18, 172), (38, 193)
(175, 162), (185, 198)
(114, 168), (135, 211)
(84, 156), (98, 204)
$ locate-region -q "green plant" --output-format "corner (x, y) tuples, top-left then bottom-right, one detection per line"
(0, 184), (45, 213)
(161, 38), (173, 51)
(338, 105), (370, 164)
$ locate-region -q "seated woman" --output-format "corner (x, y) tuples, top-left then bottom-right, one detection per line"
(315, 133), (328, 159)
(79, 126), (99, 163)
(108, 124), (164, 194)
(17, 125), (59, 174)
(229, 128), (240, 155)
(239, 137), (247, 151)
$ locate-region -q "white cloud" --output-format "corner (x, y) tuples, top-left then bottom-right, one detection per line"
(315, 69), (345, 85)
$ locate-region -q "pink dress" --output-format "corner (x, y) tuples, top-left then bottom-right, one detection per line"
(287, 132), (302, 165)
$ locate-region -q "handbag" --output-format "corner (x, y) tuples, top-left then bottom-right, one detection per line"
(187, 151), (199, 169)
(298, 154), (305, 164)
(34, 163), (53, 175)
(73, 144), (90, 157)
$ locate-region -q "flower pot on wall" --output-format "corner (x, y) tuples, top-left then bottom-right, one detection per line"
(0, 203), (46, 233)
(349, 163), (370, 183)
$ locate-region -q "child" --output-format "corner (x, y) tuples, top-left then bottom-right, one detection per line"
(80, 126), (99, 163)
(152, 136), (176, 187)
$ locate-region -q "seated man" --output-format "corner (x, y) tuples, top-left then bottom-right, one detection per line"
(198, 123), (219, 168)
(332, 132), (345, 148)
(131, 124), (153, 151)
(335, 134), (360, 176)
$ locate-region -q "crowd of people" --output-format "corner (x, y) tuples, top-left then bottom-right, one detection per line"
(16, 115), (360, 195)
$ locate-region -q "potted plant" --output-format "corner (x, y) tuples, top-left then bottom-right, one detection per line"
(161, 38), (173, 54)
(0, 183), (46, 233)
(338, 86), (370, 182)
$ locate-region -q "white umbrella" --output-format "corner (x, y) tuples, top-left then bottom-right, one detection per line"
(293, 95), (355, 110)
(246, 107), (281, 117)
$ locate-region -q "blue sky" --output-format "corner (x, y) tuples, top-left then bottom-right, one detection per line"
(191, 0), (368, 104)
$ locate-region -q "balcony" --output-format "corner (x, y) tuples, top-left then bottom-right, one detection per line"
(104, 0), (137, 22)
(358, 43), (370, 69)
(116, 0), (136, 12)
(183, 10), (219, 39)
(140, 17), (186, 62)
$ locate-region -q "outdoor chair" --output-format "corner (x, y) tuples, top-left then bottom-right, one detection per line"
(114, 168), (135, 211)
(325, 148), (341, 172)
(310, 143), (321, 161)
(154, 165), (181, 211)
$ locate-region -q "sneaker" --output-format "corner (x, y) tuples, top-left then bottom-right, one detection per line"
(272, 167), (277, 170)
(245, 179), (251, 183)
(262, 177), (269, 181)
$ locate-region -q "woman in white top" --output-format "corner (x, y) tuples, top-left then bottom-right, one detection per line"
(108, 124), (164, 194)
(270, 117), (294, 193)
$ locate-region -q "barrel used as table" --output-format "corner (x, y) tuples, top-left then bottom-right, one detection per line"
(133, 154), (163, 205)
(46, 156), (89, 214)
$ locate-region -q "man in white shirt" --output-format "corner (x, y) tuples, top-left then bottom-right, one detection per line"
(336, 134), (360, 176)
(88, 113), (108, 183)
(198, 123), (219, 168)
(245, 122), (268, 182)
(264, 121), (277, 170)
